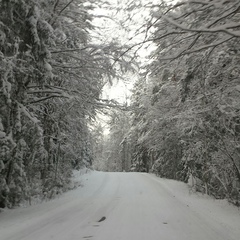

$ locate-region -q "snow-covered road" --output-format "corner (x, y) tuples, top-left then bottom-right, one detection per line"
(1, 171), (240, 240)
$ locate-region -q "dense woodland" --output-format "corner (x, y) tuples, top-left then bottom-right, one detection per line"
(0, 0), (132, 208)
(1, 0), (240, 208)
(94, 0), (240, 206)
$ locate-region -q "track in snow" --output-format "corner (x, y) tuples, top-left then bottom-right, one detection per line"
(0, 171), (240, 240)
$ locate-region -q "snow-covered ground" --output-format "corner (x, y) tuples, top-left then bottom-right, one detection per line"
(0, 171), (240, 240)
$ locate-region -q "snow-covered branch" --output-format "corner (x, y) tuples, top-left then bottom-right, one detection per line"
(162, 15), (240, 37)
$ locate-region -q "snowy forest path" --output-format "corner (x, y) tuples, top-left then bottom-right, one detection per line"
(0, 171), (240, 240)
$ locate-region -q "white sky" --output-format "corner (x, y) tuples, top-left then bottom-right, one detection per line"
(102, 81), (133, 105)
(92, 0), (179, 107)
(91, 0), (156, 104)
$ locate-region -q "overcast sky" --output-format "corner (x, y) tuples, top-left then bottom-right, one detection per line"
(92, 0), (178, 104)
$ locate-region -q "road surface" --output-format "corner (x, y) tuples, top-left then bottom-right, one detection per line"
(0, 172), (240, 240)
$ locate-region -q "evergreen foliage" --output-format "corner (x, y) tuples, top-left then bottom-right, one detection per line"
(123, 0), (240, 205)
(0, 0), (131, 208)
(1, 0), (239, 208)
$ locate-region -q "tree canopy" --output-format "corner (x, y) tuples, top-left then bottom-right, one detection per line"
(1, 0), (240, 208)
(0, 0), (133, 208)
(96, 0), (240, 206)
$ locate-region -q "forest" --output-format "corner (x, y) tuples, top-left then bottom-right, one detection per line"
(0, 0), (240, 208)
